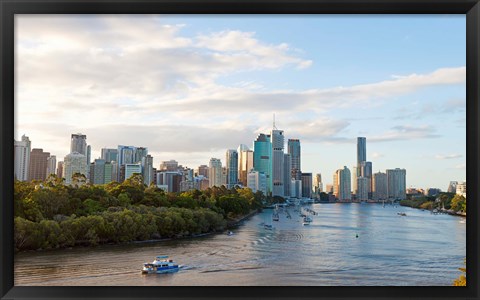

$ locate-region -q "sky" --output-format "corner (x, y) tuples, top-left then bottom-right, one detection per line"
(14, 15), (466, 190)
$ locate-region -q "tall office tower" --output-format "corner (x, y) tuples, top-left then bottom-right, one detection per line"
(238, 147), (254, 186)
(125, 163), (142, 181)
(111, 161), (119, 182)
(386, 168), (407, 200)
(104, 162), (113, 184)
(356, 177), (369, 201)
(70, 133), (87, 155)
(117, 145), (136, 165)
(196, 165), (209, 177)
(46, 155), (57, 178)
(254, 133), (272, 195)
(360, 161), (373, 198)
(208, 158), (223, 187)
(28, 149), (50, 181)
(90, 159), (106, 185)
(142, 154), (154, 186)
(271, 128), (285, 197)
(288, 139), (301, 180)
(447, 181), (458, 193)
(101, 148), (118, 162)
(357, 137), (366, 174)
(290, 179), (302, 198)
(237, 144), (249, 185)
(226, 149), (238, 189)
(135, 147), (148, 163)
(221, 167), (228, 186)
(157, 171), (183, 192)
(283, 153), (291, 197)
(56, 161), (64, 178)
(352, 166), (358, 194)
(14, 135), (31, 181)
(373, 172), (388, 200)
(159, 160), (179, 171)
(63, 152), (88, 185)
(335, 166), (351, 201)
(301, 172), (312, 198)
(313, 173), (323, 194)
(184, 168), (194, 181)
(86, 145), (91, 180)
(247, 170), (267, 195)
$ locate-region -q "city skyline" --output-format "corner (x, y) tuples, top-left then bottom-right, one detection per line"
(15, 15), (466, 189)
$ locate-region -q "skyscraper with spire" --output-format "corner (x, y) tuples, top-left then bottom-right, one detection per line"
(271, 115), (285, 197)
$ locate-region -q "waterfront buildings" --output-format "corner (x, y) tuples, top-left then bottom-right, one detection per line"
(356, 177), (369, 201)
(237, 144), (253, 186)
(456, 181), (466, 198)
(313, 173), (323, 195)
(90, 159), (107, 185)
(247, 170), (267, 194)
(160, 160), (179, 172)
(101, 148), (118, 162)
(142, 155), (154, 186)
(283, 153), (291, 197)
(196, 165), (209, 178)
(156, 171), (183, 192)
(209, 158), (223, 187)
(447, 181), (458, 193)
(290, 179), (302, 198)
(360, 161), (373, 198)
(301, 172), (312, 198)
(117, 145), (136, 166)
(334, 166), (351, 201)
(288, 139), (301, 180)
(125, 163), (142, 181)
(254, 133), (272, 195)
(386, 168), (407, 200)
(373, 172), (388, 200)
(357, 137), (366, 173)
(28, 149), (50, 181)
(14, 135), (31, 181)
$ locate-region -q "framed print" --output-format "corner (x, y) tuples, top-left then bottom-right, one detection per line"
(1, 0), (479, 300)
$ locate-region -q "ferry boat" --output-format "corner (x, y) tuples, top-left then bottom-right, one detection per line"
(142, 256), (179, 274)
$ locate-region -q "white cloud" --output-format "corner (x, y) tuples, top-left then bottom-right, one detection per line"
(435, 154), (463, 160)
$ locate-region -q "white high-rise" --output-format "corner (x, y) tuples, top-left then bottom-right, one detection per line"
(46, 155), (57, 178)
(271, 128), (285, 197)
(64, 152), (88, 185)
(247, 170), (267, 195)
(386, 168), (406, 200)
(334, 166), (351, 201)
(14, 134), (31, 181)
(209, 158), (223, 187)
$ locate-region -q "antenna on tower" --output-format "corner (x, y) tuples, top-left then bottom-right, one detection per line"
(273, 113), (277, 129)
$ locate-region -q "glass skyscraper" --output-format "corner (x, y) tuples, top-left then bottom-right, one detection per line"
(254, 133), (272, 195)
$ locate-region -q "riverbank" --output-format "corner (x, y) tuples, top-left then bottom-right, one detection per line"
(227, 209), (259, 228)
(399, 201), (466, 217)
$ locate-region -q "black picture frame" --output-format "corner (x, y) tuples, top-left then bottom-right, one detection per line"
(1, 0), (479, 299)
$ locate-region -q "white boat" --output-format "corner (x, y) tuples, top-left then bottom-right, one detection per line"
(264, 224), (274, 230)
(303, 216), (313, 223)
(142, 256), (179, 274)
(302, 222), (310, 226)
(227, 231), (234, 236)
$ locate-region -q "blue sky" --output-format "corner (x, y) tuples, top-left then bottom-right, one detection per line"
(15, 15), (466, 190)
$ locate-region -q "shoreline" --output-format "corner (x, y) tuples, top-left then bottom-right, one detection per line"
(16, 210), (260, 254)
(399, 203), (466, 217)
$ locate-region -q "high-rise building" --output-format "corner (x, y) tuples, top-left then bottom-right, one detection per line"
(238, 145), (254, 186)
(271, 129), (285, 197)
(70, 133), (87, 155)
(64, 152), (88, 185)
(386, 168), (406, 200)
(28, 149), (50, 181)
(196, 165), (209, 178)
(334, 166), (351, 201)
(125, 163), (142, 181)
(159, 160), (179, 171)
(352, 166), (358, 194)
(456, 181), (466, 198)
(226, 149), (238, 188)
(247, 170), (267, 195)
(56, 161), (64, 178)
(14, 135), (31, 181)
(283, 153), (291, 197)
(135, 147), (148, 163)
(356, 177), (369, 201)
(104, 162), (113, 184)
(46, 155), (57, 178)
(360, 161), (373, 198)
(357, 137), (366, 172)
(288, 139), (301, 180)
(142, 155), (154, 186)
(254, 133), (272, 195)
(117, 145), (136, 165)
(90, 159), (106, 185)
(290, 179), (302, 198)
(447, 181), (458, 193)
(156, 171), (183, 192)
(101, 148), (118, 162)
(313, 173), (323, 194)
(373, 172), (388, 200)
(208, 158), (223, 187)
(301, 172), (312, 198)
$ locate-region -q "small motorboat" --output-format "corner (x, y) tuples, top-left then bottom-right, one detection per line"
(142, 256), (179, 274)
(227, 231), (234, 236)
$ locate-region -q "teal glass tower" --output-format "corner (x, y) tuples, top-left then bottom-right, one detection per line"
(253, 133), (272, 195)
